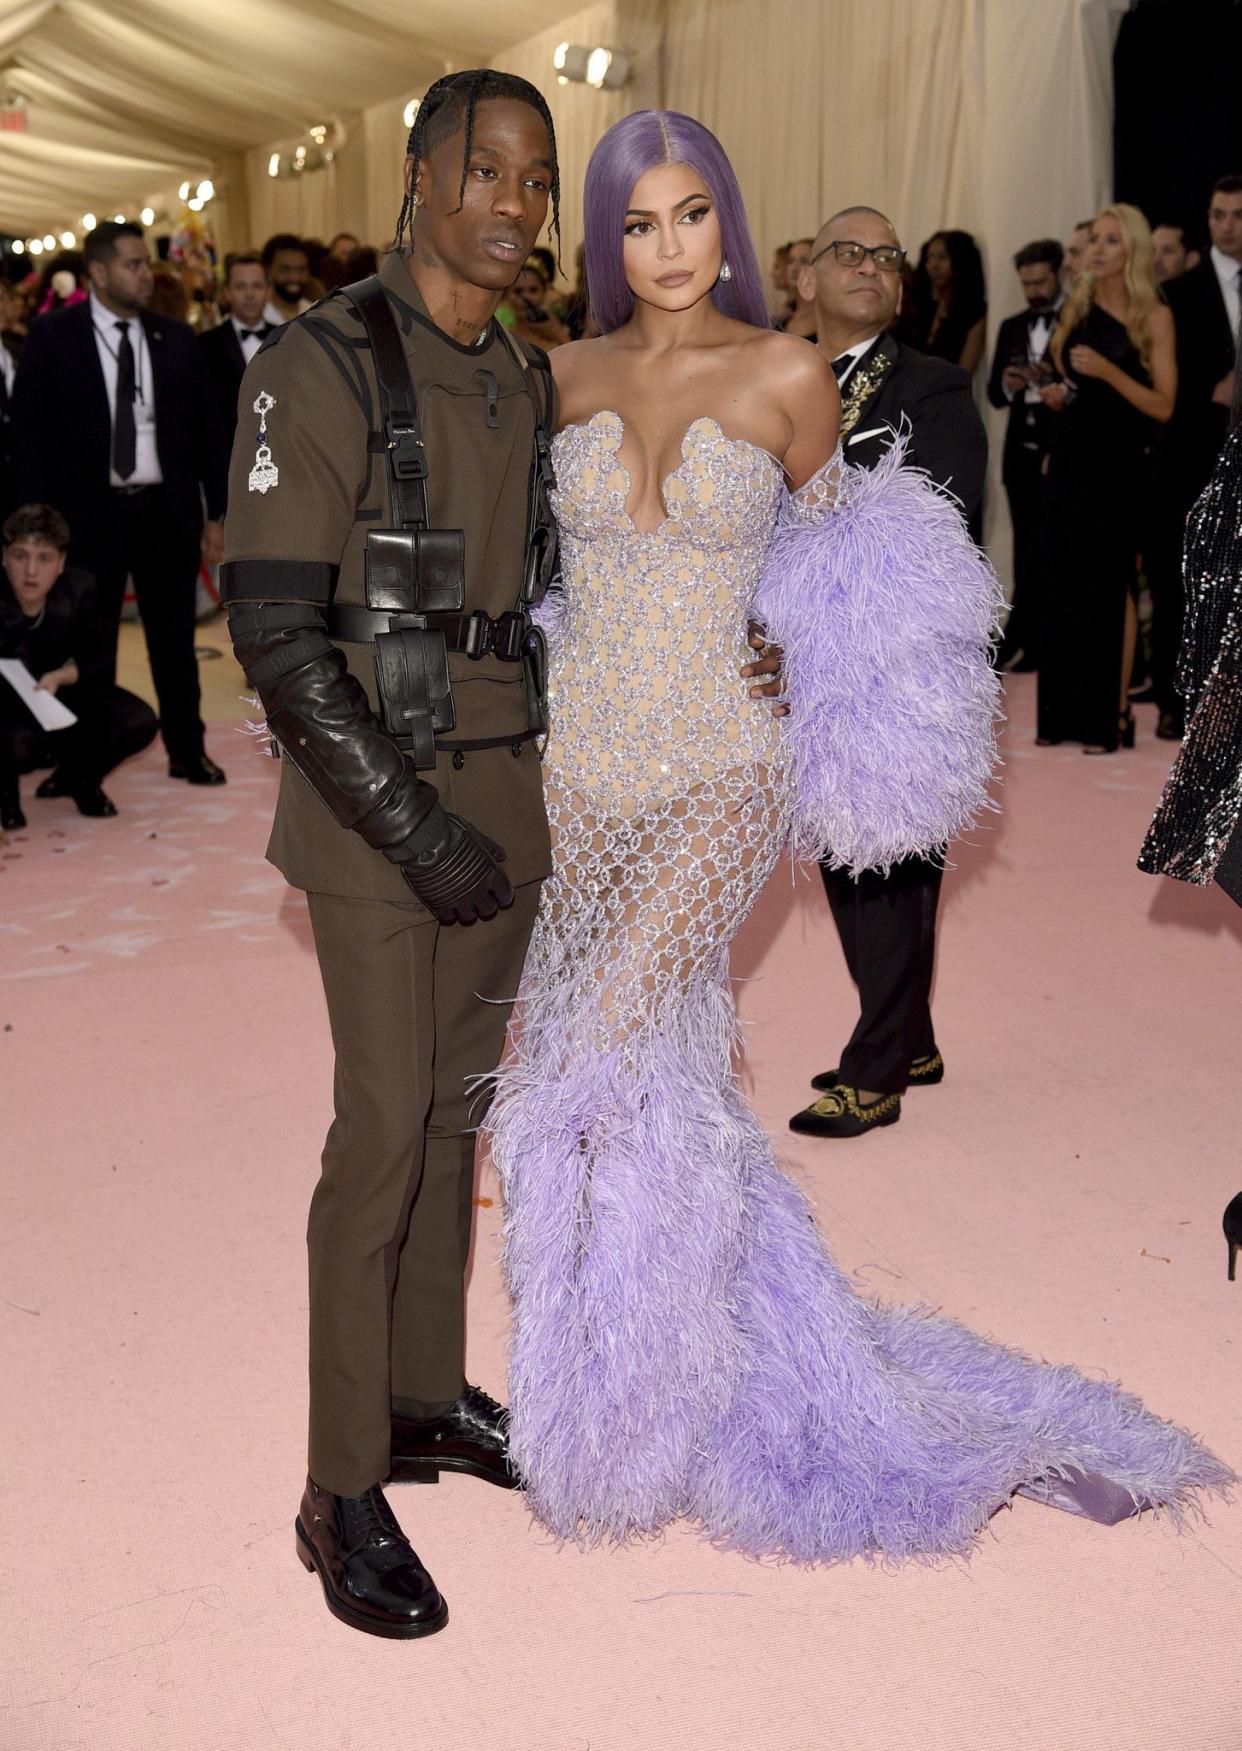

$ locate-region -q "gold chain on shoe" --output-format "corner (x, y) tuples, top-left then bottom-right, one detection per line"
(908, 1051), (943, 1082)
(805, 1085), (900, 1124)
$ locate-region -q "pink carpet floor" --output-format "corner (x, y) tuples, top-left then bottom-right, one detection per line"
(3, 674), (1240, 1751)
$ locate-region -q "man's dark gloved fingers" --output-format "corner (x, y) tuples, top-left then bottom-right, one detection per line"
(479, 832), (506, 863)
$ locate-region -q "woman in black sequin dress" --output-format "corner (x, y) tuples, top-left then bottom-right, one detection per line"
(1037, 205), (1176, 753)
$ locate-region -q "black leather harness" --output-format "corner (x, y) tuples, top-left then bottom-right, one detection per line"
(328, 274), (557, 768)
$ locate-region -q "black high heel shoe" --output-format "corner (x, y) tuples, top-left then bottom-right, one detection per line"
(1224, 1194), (1242, 1280)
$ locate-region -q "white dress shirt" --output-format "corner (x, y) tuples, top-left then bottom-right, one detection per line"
(232, 314), (268, 364)
(0, 339), (15, 400)
(1211, 246), (1242, 349)
(831, 335), (877, 388)
(89, 291), (162, 487)
(262, 297), (311, 328)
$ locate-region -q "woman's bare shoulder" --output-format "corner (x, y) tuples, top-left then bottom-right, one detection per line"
(549, 335), (622, 423)
(741, 324), (835, 390)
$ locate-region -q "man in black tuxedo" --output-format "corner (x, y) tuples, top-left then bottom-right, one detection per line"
(200, 253), (273, 457)
(11, 221), (229, 784)
(986, 238), (1063, 671)
(787, 205), (987, 1140)
(1148, 174), (1242, 738)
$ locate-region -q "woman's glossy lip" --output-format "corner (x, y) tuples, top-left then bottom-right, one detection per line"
(656, 270), (693, 285)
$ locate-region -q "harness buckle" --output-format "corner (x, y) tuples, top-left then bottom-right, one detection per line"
(388, 427), (428, 480)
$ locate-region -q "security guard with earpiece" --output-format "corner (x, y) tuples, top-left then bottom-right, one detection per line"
(221, 70), (563, 1640)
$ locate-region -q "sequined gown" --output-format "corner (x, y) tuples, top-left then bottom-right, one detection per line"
(486, 408), (1231, 1561)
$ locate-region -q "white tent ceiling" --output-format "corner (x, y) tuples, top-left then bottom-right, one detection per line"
(0, 0), (576, 234)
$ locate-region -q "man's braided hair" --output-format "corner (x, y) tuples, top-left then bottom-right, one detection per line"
(395, 69), (561, 262)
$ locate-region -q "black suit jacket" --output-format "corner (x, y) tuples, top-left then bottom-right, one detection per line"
(843, 331), (987, 528)
(986, 309), (1055, 480)
(0, 332), (20, 521)
(0, 565), (109, 691)
(199, 319), (248, 446)
(1164, 260), (1236, 493)
(10, 302), (228, 563)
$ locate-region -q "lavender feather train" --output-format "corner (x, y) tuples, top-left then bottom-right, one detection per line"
(487, 427), (1233, 1564)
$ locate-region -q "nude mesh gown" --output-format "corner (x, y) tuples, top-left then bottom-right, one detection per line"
(484, 408), (1232, 1562)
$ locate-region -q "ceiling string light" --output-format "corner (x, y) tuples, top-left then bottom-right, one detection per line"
(553, 42), (633, 89)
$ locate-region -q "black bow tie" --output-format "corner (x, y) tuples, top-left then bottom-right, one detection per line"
(1027, 308), (1055, 324)
(239, 326), (268, 341)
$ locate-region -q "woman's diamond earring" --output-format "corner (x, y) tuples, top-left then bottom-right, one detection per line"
(718, 260), (732, 283)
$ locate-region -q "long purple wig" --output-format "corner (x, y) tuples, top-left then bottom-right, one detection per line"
(583, 110), (769, 334)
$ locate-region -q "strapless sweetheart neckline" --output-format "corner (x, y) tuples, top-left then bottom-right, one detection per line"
(554, 408), (785, 536)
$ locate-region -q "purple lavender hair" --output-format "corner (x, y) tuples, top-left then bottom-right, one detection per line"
(583, 110), (770, 334)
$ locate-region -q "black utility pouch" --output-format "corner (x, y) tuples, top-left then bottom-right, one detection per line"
(373, 626), (455, 769)
(364, 527), (465, 615)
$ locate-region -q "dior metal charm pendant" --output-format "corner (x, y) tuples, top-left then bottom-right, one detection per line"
(248, 390), (279, 494)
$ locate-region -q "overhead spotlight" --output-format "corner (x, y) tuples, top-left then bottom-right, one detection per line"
(28, 239), (43, 255)
(402, 97), (419, 128)
(178, 180), (191, 200)
(11, 239), (23, 254)
(187, 197), (204, 212)
(196, 179), (214, 202)
(82, 212), (96, 230)
(59, 230), (75, 247)
(112, 214), (125, 224)
(552, 42), (590, 82)
(267, 153), (280, 178)
(140, 206), (154, 225)
(42, 232), (55, 249)
(586, 46), (633, 89)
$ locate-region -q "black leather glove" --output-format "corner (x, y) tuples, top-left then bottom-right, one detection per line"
(393, 807), (514, 924)
(228, 601), (515, 925)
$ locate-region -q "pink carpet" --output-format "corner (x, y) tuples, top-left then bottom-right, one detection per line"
(3, 675), (1240, 1751)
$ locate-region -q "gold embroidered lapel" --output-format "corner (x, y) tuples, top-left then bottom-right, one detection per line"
(838, 347), (894, 438)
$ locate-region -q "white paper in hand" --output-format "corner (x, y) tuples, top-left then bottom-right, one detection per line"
(0, 658), (78, 731)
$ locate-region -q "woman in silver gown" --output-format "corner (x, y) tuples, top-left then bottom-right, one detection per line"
(486, 110), (1232, 1562)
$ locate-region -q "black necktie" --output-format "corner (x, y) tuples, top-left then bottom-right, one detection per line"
(113, 321), (136, 480)
(831, 354), (851, 382)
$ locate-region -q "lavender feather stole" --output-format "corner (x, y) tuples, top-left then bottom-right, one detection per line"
(752, 438), (1004, 871)
(489, 965), (1233, 1561)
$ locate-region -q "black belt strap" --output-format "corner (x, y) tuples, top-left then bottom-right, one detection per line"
(340, 276), (428, 532)
(326, 600), (529, 660)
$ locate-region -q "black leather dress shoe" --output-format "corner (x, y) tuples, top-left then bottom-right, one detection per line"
(35, 771), (118, 816)
(168, 754), (227, 785)
(389, 1384), (520, 1489)
(1, 789), (25, 831)
(812, 1050), (943, 1094)
(295, 1478), (448, 1640)
(73, 784), (118, 818)
(789, 1084), (902, 1138)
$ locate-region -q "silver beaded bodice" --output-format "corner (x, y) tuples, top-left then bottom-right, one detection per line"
(545, 410), (786, 812)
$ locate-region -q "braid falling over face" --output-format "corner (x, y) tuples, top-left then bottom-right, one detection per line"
(394, 69), (561, 266)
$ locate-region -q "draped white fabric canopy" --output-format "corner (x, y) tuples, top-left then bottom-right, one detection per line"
(0, 0), (575, 236)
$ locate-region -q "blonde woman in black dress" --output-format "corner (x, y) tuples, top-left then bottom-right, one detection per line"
(1037, 204), (1176, 753)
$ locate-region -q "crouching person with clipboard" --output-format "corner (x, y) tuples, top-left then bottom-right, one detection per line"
(0, 503), (157, 830)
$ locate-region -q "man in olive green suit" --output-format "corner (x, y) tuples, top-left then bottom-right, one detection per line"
(224, 70), (782, 1642)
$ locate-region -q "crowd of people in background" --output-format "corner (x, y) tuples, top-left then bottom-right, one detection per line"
(0, 168), (1239, 832)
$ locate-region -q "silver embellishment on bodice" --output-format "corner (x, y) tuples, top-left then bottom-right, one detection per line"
(546, 411), (786, 813)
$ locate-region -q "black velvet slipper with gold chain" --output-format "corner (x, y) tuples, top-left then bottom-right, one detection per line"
(788, 1083), (902, 1139)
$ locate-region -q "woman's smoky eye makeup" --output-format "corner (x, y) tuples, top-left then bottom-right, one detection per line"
(623, 202), (713, 238)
